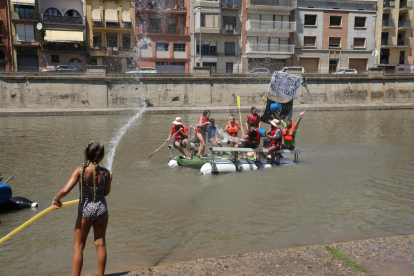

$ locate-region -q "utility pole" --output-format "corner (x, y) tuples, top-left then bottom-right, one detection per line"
(372, 14), (377, 68)
(199, 13), (202, 67)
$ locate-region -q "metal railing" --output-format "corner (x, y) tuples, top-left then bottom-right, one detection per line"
(91, 43), (133, 50)
(399, 1), (413, 8)
(221, 0), (240, 8)
(247, 43), (294, 53)
(93, 22), (132, 29)
(137, 26), (189, 35)
(246, 20), (296, 31)
(383, 0), (395, 8)
(381, 38), (410, 46)
(382, 19), (395, 28)
(43, 15), (83, 25)
(221, 28), (239, 35)
(398, 20), (411, 28)
(248, 0), (296, 8)
(42, 44), (86, 52)
(11, 11), (41, 21)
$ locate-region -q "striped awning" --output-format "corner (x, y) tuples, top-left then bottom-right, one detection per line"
(122, 11), (131, 23)
(92, 10), (101, 22)
(105, 10), (118, 23)
(11, 0), (35, 5)
(44, 30), (84, 42)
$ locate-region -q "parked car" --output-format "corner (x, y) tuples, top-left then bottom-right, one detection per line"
(279, 67), (305, 74)
(247, 68), (270, 74)
(42, 65), (82, 72)
(332, 69), (358, 74)
(126, 68), (158, 74)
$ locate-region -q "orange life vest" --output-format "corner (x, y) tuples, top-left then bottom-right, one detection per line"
(282, 123), (296, 142)
(226, 121), (239, 137)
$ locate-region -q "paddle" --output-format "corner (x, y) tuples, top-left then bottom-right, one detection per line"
(148, 130), (180, 158)
(4, 175), (13, 184)
(237, 95), (245, 136)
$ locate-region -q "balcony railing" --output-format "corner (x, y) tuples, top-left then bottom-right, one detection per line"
(246, 20), (296, 31)
(382, 19), (395, 28)
(246, 43), (294, 54)
(135, 1), (187, 11)
(248, 0), (296, 8)
(383, 0), (395, 8)
(137, 26), (189, 35)
(12, 36), (39, 46)
(399, 1), (413, 8)
(221, 28), (239, 35)
(43, 15), (83, 25)
(91, 43), (133, 51)
(381, 38), (410, 46)
(42, 43), (86, 52)
(11, 11), (41, 21)
(93, 22), (132, 29)
(221, 0), (240, 8)
(398, 20), (411, 28)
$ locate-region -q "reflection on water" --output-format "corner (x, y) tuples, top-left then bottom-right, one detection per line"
(0, 110), (414, 275)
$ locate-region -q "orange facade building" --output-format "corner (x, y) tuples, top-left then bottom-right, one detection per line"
(0, 0), (11, 71)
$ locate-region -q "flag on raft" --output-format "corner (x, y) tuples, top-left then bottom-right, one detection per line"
(260, 98), (293, 124)
(268, 71), (303, 99)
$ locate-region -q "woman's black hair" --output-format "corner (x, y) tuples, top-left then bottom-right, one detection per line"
(251, 106), (257, 112)
(203, 110), (210, 116)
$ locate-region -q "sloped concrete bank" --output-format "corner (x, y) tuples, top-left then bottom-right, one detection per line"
(118, 235), (414, 276)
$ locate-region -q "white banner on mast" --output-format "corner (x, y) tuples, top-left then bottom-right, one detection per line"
(268, 72), (303, 99)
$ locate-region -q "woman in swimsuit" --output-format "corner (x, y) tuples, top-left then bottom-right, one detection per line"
(52, 141), (112, 276)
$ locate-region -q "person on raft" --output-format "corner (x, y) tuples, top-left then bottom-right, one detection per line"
(280, 110), (306, 150)
(245, 106), (261, 130)
(224, 115), (240, 147)
(235, 120), (261, 158)
(52, 141), (112, 276)
(207, 118), (223, 148)
(261, 119), (283, 163)
(195, 110), (212, 159)
(167, 117), (192, 160)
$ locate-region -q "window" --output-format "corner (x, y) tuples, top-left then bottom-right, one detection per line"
(150, 16), (159, 33)
(51, 55), (59, 63)
(16, 24), (35, 42)
(196, 42), (217, 55)
(223, 16), (236, 31)
(200, 14), (205, 27)
(65, 10), (81, 17)
(354, 17), (366, 28)
(106, 34), (118, 47)
(304, 14), (317, 26)
(226, 62), (233, 73)
(45, 8), (61, 17)
(173, 43), (186, 52)
(304, 36), (316, 47)
(225, 42), (235, 55)
(330, 16), (342, 27)
(106, 22), (119, 28)
(353, 38), (365, 48)
(122, 34), (130, 49)
(156, 42), (169, 51)
(329, 37), (341, 47)
(89, 58), (98, 65)
(168, 18), (176, 34)
(204, 14), (219, 28)
(15, 5), (34, 19)
(127, 58), (134, 69)
(93, 32), (101, 47)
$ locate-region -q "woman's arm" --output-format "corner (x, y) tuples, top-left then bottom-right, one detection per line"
(104, 171), (112, 196)
(52, 167), (81, 209)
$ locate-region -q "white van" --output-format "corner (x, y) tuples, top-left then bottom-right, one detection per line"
(279, 67), (305, 74)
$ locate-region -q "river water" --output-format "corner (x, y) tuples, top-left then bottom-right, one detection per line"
(0, 110), (413, 275)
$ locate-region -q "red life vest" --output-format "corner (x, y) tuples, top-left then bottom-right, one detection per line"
(282, 123), (296, 142)
(246, 128), (260, 146)
(248, 113), (260, 128)
(172, 125), (188, 140)
(195, 116), (208, 134)
(226, 121), (239, 137)
(268, 127), (282, 147)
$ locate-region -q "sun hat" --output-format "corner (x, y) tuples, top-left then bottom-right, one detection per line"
(270, 119), (280, 127)
(172, 117), (183, 125)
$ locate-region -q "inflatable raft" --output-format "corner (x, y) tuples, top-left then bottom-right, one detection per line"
(0, 177), (39, 212)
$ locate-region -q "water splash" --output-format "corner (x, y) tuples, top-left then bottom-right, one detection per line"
(106, 98), (147, 172)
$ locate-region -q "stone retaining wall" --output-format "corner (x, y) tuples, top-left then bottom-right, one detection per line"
(1, 72), (413, 108)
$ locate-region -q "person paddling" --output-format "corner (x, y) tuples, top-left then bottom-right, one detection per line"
(167, 117), (192, 159)
(52, 142), (112, 276)
(224, 115), (240, 147)
(195, 110), (211, 159)
(245, 106), (261, 130)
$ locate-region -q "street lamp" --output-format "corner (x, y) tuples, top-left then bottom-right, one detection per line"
(199, 12), (202, 67)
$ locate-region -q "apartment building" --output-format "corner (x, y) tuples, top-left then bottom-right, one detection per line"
(295, 0), (377, 74)
(39, 0), (87, 70)
(377, 0), (413, 73)
(86, 0), (135, 72)
(136, 0), (191, 73)
(9, 0), (42, 71)
(241, 0), (296, 72)
(0, 0), (11, 71)
(193, 0), (242, 73)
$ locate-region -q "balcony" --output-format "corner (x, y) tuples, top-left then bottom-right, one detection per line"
(93, 22), (132, 30)
(11, 11), (41, 21)
(12, 36), (39, 47)
(398, 20), (411, 29)
(195, 26), (220, 34)
(383, 0), (395, 9)
(42, 43), (86, 53)
(195, 0), (220, 8)
(221, 28), (239, 35)
(136, 1), (188, 12)
(137, 26), (189, 35)
(246, 20), (296, 34)
(89, 43), (135, 56)
(221, 0), (240, 9)
(381, 38), (410, 47)
(246, 43), (294, 55)
(43, 15), (83, 25)
(247, 0), (296, 10)
(399, 1), (413, 9)
(382, 19), (395, 28)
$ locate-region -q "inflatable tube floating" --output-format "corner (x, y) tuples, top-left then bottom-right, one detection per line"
(0, 183), (39, 212)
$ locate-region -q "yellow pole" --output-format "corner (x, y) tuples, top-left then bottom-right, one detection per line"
(237, 95), (245, 136)
(0, 199), (79, 245)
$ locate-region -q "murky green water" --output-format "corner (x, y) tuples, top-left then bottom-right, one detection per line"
(0, 110), (413, 275)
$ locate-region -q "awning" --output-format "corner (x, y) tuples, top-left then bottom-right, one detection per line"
(11, 0), (35, 6)
(92, 10), (101, 22)
(122, 11), (131, 23)
(44, 30), (84, 42)
(105, 10), (118, 23)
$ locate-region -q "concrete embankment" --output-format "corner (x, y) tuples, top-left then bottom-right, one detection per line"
(118, 235), (414, 276)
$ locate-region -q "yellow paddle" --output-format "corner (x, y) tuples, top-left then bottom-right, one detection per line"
(237, 95), (245, 135)
(0, 199), (79, 245)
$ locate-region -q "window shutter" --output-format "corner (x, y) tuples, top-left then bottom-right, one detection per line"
(214, 15), (219, 28)
(205, 14), (213, 28)
(25, 25), (35, 42)
(300, 35), (304, 47)
(16, 24), (26, 41)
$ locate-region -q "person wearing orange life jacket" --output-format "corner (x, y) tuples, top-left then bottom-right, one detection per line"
(235, 120), (260, 158)
(261, 119), (283, 163)
(245, 106), (261, 130)
(280, 110), (306, 150)
(167, 117), (192, 159)
(195, 110), (211, 159)
(224, 115), (240, 146)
